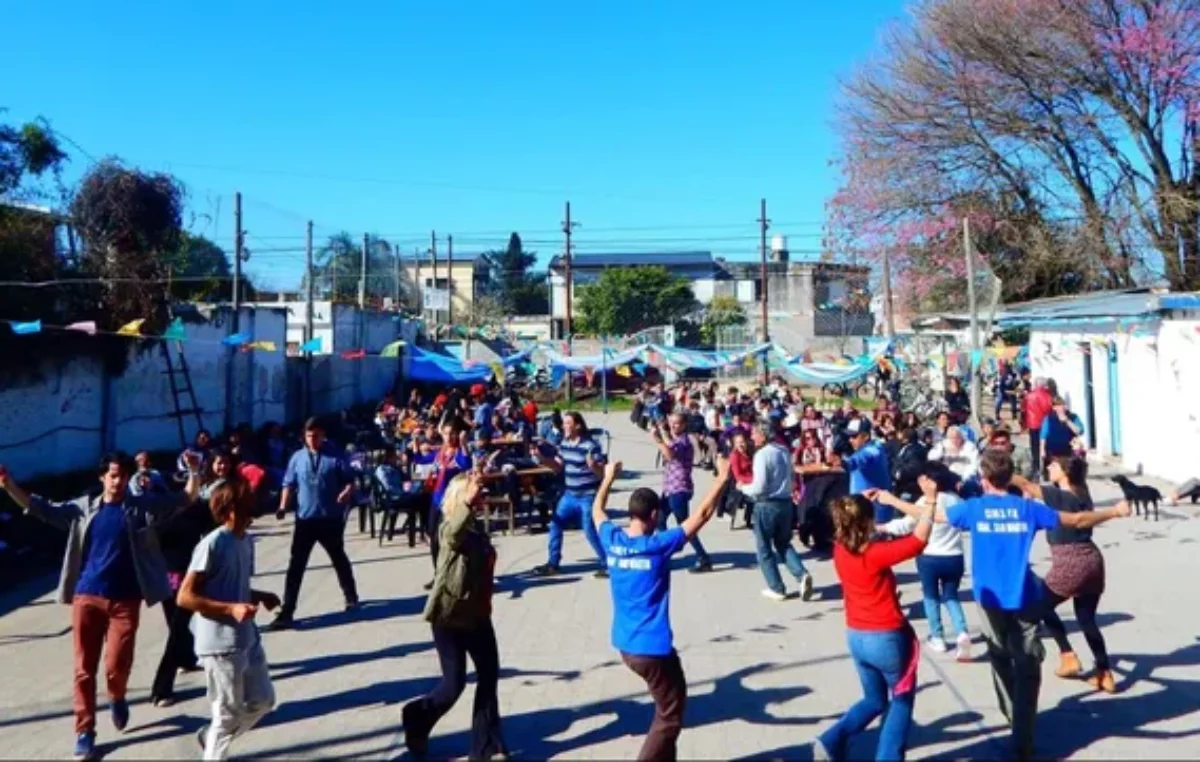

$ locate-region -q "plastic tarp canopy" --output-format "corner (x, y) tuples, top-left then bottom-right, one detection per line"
(501, 348), (533, 368)
(407, 345), (492, 384)
(543, 345), (648, 371)
(781, 347), (888, 386)
(654, 343), (772, 370)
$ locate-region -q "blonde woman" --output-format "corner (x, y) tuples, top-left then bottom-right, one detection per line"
(402, 473), (506, 761)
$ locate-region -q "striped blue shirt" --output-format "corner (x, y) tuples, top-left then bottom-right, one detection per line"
(560, 436), (606, 494)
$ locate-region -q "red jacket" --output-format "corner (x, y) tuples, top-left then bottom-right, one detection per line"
(731, 449), (755, 485)
(1023, 387), (1054, 431)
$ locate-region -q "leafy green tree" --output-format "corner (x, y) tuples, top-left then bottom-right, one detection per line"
(484, 232), (548, 314)
(306, 232), (398, 302)
(576, 266), (696, 337)
(698, 294), (747, 347)
(162, 232), (233, 302)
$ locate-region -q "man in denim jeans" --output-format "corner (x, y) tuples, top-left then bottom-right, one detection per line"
(740, 423), (814, 602)
(532, 412), (609, 578)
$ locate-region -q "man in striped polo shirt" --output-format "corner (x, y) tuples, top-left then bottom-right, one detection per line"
(531, 411), (609, 578)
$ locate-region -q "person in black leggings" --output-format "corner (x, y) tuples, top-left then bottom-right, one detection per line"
(1012, 457), (1116, 693)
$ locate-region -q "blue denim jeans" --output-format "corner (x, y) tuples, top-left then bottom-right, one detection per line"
(819, 628), (915, 761)
(751, 499), (807, 594)
(548, 491), (606, 568)
(916, 554), (968, 641)
(657, 492), (710, 565)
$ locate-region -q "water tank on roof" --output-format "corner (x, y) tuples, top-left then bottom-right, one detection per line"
(771, 234), (789, 262)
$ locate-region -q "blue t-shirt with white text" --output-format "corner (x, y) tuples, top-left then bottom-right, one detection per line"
(946, 494), (1060, 611)
(598, 523), (687, 657)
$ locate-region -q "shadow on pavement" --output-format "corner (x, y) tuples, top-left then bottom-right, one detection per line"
(937, 637), (1200, 760)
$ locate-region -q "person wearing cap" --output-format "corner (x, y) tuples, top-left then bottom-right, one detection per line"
(268, 417), (359, 631)
(840, 417), (895, 523)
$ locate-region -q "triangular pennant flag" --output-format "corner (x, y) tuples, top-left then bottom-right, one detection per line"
(245, 341), (277, 352)
(11, 320), (41, 335)
(117, 319), (145, 337)
(66, 321), (97, 334)
(299, 337), (323, 353)
(163, 317), (186, 341)
(631, 360), (648, 374)
(222, 332), (250, 346)
(340, 349), (366, 360)
(582, 366), (596, 385)
(379, 340), (405, 358)
(489, 361), (505, 384)
(615, 364), (632, 378)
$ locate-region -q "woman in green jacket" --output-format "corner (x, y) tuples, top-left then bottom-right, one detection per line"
(402, 472), (507, 760)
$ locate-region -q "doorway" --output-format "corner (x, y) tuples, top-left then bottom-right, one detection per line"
(1081, 343), (1097, 450)
(1106, 343), (1122, 455)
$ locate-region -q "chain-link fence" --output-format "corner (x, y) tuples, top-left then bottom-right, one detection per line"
(715, 323), (762, 381)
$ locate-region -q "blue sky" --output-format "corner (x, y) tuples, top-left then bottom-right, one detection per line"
(6, 1), (907, 289)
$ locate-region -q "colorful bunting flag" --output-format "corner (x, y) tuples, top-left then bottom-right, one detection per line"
(163, 317), (186, 341)
(299, 337), (323, 353)
(245, 341), (277, 352)
(66, 321), (97, 334)
(615, 365), (632, 378)
(11, 320), (41, 335)
(631, 360), (648, 374)
(970, 349), (984, 369)
(117, 319), (145, 337)
(222, 332), (250, 346)
(582, 366), (596, 385)
(340, 349), (366, 360)
(489, 361), (505, 384)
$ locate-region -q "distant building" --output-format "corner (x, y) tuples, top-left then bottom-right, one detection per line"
(395, 252), (489, 323)
(546, 241), (873, 347)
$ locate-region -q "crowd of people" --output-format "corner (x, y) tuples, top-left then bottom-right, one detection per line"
(0, 362), (1159, 761)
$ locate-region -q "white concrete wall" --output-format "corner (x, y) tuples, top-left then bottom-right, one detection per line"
(0, 305), (409, 482)
(1030, 317), (1200, 484)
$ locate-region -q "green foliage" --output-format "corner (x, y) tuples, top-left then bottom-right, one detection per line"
(162, 232), (232, 302)
(483, 233), (548, 315)
(0, 115), (66, 197)
(575, 266), (697, 337)
(698, 294), (747, 346)
(306, 232), (399, 303)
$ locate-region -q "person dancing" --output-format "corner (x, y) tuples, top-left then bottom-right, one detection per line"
(1012, 457), (1117, 693)
(402, 473), (506, 760)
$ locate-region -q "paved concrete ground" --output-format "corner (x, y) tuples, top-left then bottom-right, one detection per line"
(2, 414), (1200, 760)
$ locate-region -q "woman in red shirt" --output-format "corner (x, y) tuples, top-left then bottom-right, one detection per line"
(814, 493), (933, 761)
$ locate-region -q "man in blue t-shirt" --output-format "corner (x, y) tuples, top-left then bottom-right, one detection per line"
(592, 456), (730, 762)
(841, 417), (894, 522)
(873, 449), (1129, 761)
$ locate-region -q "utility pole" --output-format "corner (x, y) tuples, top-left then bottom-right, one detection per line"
(758, 198), (770, 387)
(430, 231), (439, 332)
(304, 220), (314, 418)
(392, 240), (401, 310)
(881, 249), (896, 338)
(414, 248), (422, 323)
(964, 216), (981, 429)
(359, 233), (369, 309)
(563, 201), (578, 403)
(446, 234), (454, 327)
(233, 191), (243, 321)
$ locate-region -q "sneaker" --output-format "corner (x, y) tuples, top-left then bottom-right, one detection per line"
(926, 636), (949, 654)
(152, 696), (175, 708)
(196, 724), (209, 752)
(955, 633), (973, 662)
(761, 588), (789, 602)
(799, 573), (815, 601)
(111, 698), (129, 732)
(266, 613), (295, 632)
(688, 559), (714, 574)
(533, 564), (561, 577)
(73, 732), (96, 760)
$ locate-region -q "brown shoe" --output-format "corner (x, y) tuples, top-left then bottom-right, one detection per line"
(1055, 652), (1083, 678)
(1087, 669), (1118, 694)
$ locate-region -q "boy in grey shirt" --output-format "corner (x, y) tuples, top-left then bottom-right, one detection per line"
(177, 479), (280, 760)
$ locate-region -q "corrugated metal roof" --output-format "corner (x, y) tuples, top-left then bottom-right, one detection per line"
(549, 251), (713, 270)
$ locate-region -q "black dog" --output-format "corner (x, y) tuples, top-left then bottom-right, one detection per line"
(1112, 475), (1162, 521)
